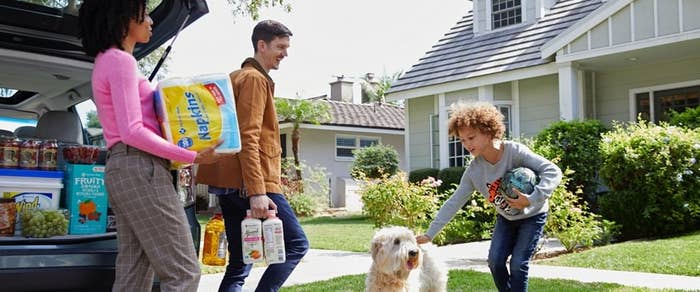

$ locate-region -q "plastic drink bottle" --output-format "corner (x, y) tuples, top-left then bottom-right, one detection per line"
(241, 210), (264, 264)
(262, 210), (286, 264)
(202, 213), (227, 266)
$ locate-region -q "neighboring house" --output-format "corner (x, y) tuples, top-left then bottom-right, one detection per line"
(85, 127), (105, 146)
(386, 0), (700, 171)
(282, 76), (405, 211)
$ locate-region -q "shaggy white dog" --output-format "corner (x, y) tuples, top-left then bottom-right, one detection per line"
(366, 226), (448, 292)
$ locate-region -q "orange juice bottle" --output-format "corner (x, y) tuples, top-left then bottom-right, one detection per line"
(263, 210), (285, 264)
(241, 210), (263, 264)
(202, 213), (227, 266)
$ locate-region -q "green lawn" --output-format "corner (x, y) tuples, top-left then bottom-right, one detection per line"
(537, 231), (700, 276)
(299, 214), (377, 252)
(282, 269), (684, 292)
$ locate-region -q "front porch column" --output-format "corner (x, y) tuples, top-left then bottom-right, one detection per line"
(558, 62), (583, 120)
(438, 93), (449, 169)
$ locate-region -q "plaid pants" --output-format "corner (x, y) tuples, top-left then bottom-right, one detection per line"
(105, 143), (200, 292)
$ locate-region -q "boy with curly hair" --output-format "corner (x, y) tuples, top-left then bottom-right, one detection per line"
(416, 101), (562, 292)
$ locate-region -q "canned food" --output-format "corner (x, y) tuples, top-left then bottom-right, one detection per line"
(0, 198), (17, 236)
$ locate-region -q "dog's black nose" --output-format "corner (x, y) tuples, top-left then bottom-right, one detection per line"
(409, 250), (418, 257)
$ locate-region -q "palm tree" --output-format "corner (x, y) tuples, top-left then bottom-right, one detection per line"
(359, 71), (402, 104)
(275, 97), (331, 182)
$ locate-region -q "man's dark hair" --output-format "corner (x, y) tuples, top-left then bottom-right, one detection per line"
(251, 20), (293, 52)
(78, 0), (148, 57)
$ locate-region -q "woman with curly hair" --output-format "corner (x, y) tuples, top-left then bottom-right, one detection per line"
(78, 1), (221, 291)
(416, 101), (562, 292)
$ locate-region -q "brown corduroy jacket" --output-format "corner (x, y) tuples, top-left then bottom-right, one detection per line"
(196, 58), (282, 196)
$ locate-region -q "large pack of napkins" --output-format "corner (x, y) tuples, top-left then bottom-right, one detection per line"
(155, 73), (241, 162)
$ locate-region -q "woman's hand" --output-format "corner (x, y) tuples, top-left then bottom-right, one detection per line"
(416, 234), (432, 244)
(505, 188), (531, 209)
(193, 139), (224, 164)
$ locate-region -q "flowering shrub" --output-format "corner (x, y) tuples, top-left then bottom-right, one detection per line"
(281, 158), (330, 217)
(359, 172), (439, 230)
(545, 169), (619, 251)
(431, 189), (497, 245)
(598, 121), (700, 239)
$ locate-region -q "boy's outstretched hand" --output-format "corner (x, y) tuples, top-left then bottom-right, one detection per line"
(416, 234), (431, 244)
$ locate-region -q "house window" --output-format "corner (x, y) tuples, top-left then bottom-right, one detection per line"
(496, 104), (512, 138)
(335, 135), (380, 160)
(492, 0), (522, 29)
(635, 85), (700, 123)
(448, 137), (469, 167)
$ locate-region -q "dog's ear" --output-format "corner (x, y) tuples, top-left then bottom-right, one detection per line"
(371, 240), (382, 260)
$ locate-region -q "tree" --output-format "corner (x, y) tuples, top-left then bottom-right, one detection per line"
(226, 0), (292, 20)
(275, 97), (331, 181)
(359, 71), (402, 105)
(86, 110), (101, 128)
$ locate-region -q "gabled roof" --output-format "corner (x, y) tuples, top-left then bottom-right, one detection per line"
(541, 0), (632, 58)
(281, 99), (405, 131)
(388, 0), (604, 95)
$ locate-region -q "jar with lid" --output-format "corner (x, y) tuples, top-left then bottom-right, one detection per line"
(19, 139), (40, 170)
(39, 139), (58, 171)
(0, 136), (20, 169)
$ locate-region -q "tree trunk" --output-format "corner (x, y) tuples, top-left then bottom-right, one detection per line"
(291, 126), (304, 192)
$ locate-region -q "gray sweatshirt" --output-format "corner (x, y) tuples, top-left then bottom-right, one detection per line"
(426, 141), (562, 239)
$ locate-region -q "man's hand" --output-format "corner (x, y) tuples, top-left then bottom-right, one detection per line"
(249, 195), (277, 218)
(505, 188), (531, 209)
(193, 139), (224, 164)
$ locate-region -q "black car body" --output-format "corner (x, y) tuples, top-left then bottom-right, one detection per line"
(0, 1), (208, 291)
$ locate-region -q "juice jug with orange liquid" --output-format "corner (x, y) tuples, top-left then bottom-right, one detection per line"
(202, 213), (227, 266)
(241, 210), (263, 264)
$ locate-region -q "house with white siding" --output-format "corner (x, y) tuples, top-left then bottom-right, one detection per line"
(281, 77), (405, 211)
(386, 0), (700, 171)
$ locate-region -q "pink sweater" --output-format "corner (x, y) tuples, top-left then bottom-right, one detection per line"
(91, 48), (196, 163)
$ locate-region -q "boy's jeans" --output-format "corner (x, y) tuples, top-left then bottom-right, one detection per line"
(488, 212), (547, 292)
(215, 190), (309, 292)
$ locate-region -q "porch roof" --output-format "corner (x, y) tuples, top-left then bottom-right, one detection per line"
(387, 0), (604, 98)
(541, 0), (700, 63)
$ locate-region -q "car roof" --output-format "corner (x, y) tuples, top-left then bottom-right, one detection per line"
(0, 0), (208, 120)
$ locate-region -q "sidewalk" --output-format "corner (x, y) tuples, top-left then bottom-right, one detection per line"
(198, 238), (700, 291)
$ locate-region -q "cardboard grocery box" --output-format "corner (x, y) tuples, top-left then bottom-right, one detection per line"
(63, 163), (107, 235)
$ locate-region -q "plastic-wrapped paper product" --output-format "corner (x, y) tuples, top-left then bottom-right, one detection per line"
(155, 73), (241, 167)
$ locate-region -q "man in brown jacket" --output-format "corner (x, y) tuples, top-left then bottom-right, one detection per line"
(196, 20), (308, 292)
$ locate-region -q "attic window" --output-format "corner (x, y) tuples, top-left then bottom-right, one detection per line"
(492, 0), (522, 29)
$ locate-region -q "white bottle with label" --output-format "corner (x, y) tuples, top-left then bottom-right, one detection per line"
(241, 210), (264, 264)
(262, 210), (286, 264)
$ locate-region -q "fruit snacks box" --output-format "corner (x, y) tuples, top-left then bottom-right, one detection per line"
(63, 163), (107, 234)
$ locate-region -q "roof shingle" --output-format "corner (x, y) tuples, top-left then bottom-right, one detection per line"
(389, 0), (604, 94)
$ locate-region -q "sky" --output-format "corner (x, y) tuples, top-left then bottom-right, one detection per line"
(166, 0), (472, 99)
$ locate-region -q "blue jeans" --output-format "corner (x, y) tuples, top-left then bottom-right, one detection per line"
(216, 190), (309, 292)
(488, 212), (547, 292)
